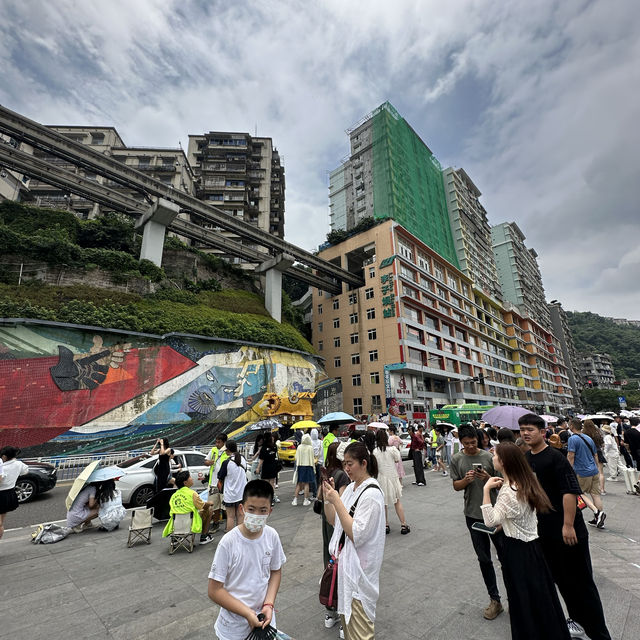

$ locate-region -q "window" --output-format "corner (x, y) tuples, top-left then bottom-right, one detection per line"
(371, 395), (382, 411)
(442, 340), (455, 354)
(352, 374), (362, 386)
(334, 357), (341, 367)
(368, 350), (379, 362)
(353, 398), (363, 414)
(333, 318), (340, 329)
(332, 299), (340, 310)
(351, 353), (360, 365)
(318, 322), (323, 332)
(433, 262), (444, 281)
(366, 308), (375, 320)
(317, 304), (323, 314)
(404, 306), (420, 323)
(369, 267), (375, 278)
(400, 265), (416, 281)
(370, 371), (380, 384)
(349, 313), (359, 324)
(398, 240), (413, 260)
(417, 251), (430, 272)
(348, 292), (358, 304)
(367, 328), (377, 340)
(318, 340), (323, 351)
(424, 315), (438, 330)
(333, 337), (341, 348)
(350, 333), (359, 344)
(365, 288), (374, 300)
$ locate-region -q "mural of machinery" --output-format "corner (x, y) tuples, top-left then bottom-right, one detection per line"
(0, 321), (325, 456)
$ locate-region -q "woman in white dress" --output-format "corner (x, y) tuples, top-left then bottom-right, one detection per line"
(374, 429), (410, 535)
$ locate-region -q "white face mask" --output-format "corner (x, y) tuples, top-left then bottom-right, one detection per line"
(244, 513), (269, 533)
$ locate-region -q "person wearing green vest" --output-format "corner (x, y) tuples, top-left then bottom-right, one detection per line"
(163, 470), (215, 545)
(205, 434), (229, 531)
(322, 424), (339, 465)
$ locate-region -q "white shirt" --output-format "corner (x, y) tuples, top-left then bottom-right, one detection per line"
(0, 459), (28, 490)
(603, 433), (618, 455)
(209, 525), (286, 640)
(222, 456), (247, 504)
(328, 478), (386, 624)
(480, 484), (538, 542)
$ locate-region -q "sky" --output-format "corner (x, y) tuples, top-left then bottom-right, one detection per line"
(1, 0), (639, 318)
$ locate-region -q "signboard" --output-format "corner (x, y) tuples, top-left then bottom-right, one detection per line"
(618, 396), (627, 408)
(621, 380), (628, 386)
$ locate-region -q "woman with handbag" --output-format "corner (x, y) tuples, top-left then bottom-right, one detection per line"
(322, 442), (386, 640)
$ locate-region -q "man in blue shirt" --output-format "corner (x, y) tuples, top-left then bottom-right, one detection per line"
(567, 418), (606, 528)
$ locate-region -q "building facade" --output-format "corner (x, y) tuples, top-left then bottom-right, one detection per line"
(312, 219), (572, 420)
(187, 132), (284, 264)
(548, 300), (582, 408)
(329, 102), (458, 266)
(491, 221), (551, 331)
(578, 352), (616, 389)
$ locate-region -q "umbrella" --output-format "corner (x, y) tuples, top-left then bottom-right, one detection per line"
(539, 415), (559, 423)
(87, 466), (123, 483)
(435, 422), (456, 429)
(318, 411), (356, 424)
(481, 406), (531, 431)
(291, 420), (320, 430)
(249, 418), (282, 431)
(368, 422), (389, 430)
(582, 415), (612, 422)
(65, 460), (100, 510)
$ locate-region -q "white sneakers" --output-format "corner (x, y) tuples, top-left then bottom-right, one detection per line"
(291, 497), (298, 506)
(324, 613), (338, 628)
(303, 498), (311, 506)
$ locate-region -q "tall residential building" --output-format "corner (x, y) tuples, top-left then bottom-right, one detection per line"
(491, 222), (551, 330)
(312, 219), (574, 420)
(442, 167), (502, 301)
(329, 102), (458, 267)
(578, 352), (615, 389)
(548, 300), (582, 408)
(187, 132), (284, 263)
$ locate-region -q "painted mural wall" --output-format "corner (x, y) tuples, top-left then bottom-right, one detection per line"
(0, 320), (325, 456)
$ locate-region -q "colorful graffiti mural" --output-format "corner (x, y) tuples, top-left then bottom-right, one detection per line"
(0, 321), (325, 456)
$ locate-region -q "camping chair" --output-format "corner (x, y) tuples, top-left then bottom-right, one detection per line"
(168, 512), (196, 555)
(127, 507), (154, 548)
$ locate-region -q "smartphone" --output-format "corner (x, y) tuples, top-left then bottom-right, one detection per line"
(471, 522), (498, 535)
(472, 463), (483, 473)
(320, 467), (329, 483)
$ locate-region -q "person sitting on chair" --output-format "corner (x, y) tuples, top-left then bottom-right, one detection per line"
(162, 470), (215, 546)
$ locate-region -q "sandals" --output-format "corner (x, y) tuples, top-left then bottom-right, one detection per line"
(385, 524), (390, 535)
(401, 524), (411, 535)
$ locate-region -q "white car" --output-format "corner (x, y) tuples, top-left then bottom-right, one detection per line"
(115, 449), (209, 507)
(398, 432), (412, 460)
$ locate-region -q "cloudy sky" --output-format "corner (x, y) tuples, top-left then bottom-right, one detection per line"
(1, 0), (639, 317)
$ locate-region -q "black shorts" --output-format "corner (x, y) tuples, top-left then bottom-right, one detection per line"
(223, 500), (242, 509)
(0, 488), (19, 514)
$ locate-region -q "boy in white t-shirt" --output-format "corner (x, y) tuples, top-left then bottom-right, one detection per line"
(208, 479), (286, 640)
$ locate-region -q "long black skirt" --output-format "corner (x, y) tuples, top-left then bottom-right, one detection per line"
(0, 488), (19, 514)
(501, 536), (570, 640)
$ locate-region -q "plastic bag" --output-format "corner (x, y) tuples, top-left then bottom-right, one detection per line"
(32, 523), (72, 544)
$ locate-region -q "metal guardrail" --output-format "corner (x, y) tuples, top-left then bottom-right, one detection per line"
(25, 444), (253, 481)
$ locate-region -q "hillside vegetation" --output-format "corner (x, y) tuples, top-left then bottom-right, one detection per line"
(566, 311), (640, 379)
(0, 202), (313, 353)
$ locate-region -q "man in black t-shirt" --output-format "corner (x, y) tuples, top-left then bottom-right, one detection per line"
(520, 413), (611, 640)
(624, 417), (640, 469)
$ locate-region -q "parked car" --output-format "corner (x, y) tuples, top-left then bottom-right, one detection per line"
(15, 460), (58, 503)
(115, 449), (208, 507)
(398, 433), (412, 460)
(277, 438), (297, 465)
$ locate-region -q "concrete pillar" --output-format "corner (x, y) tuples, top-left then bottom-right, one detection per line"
(255, 253), (295, 323)
(136, 198), (181, 267)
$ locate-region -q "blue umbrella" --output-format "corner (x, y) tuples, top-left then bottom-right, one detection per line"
(87, 465), (124, 483)
(481, 405), (531, 431)
(317, 411), (356, 424)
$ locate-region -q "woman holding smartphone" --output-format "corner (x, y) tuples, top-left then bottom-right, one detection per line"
(481, 442), (570, 640)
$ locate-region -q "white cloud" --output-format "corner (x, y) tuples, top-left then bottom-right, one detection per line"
(1, 0), (639, 316)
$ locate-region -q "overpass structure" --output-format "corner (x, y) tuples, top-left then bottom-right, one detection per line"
(0, 104), (364, 319)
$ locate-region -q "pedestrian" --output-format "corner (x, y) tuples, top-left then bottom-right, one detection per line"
(497, 427), (516, 444)
(292, 433), (316, 506)
(602, 425), (626, 481)
(582, 420), (607, 494)
(481, 443), (570, 640)
(310, 427), (323, 491)
(218, 441), (248, 532)
(387, 425), (406, 485)
(150, 437), (177, 493)
(0, 446), (28, 539)
(374, 429), (410, 535)
(444, 426), (454, 465)
(257, 432), (281, 503)
(485, 426), (499, 450)
(208, 479), (286, 640)
(520, 413), (612, 640)
(205, 433), (229, 531)
(408, 426), (426, 486)
(66, 482), (99, 533)
(567, 418), (606, 528)
(623, 417), (640, 469)
(449, 423), (505, 621)
(322, 442), (386, 640)
(323, 423), (340, 465)
(434, 427), (448, 476)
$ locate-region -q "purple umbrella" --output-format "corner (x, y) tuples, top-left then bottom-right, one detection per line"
(481, 406), (531, 431)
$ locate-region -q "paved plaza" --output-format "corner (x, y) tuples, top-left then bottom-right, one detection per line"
(1, 463), (639, 640)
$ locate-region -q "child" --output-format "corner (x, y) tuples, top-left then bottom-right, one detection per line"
(208, 479), (286, 640)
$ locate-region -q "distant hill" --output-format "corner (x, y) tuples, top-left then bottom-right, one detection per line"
(566, 311), (640, 379)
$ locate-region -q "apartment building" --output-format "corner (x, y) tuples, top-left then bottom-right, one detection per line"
(549, 300), (582, 408)
(578, 352), (616, 389)
(443, 167), (503, 301)
(187, 132), (284, 264)
(312, 219), (561, 420)
(491, 221), (551, 331)
(329, 102), (459, 266)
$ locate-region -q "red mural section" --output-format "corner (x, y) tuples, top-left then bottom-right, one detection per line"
(0, 345), (196, 448)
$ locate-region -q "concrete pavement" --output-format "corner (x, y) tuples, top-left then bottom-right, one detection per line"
(1, 462), (639, 640)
